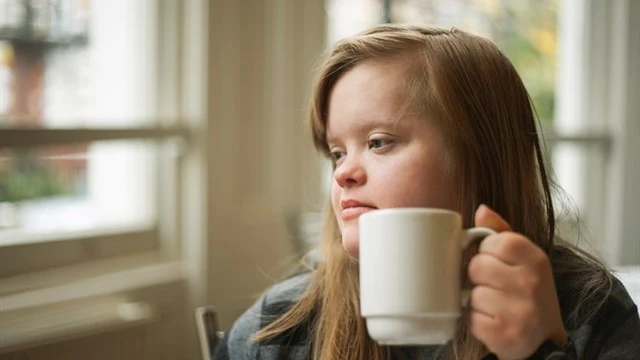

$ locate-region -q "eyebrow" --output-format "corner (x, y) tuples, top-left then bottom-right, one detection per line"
(326, 117), (405, 144)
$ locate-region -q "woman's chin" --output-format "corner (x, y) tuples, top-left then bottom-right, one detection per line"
(341, 231), (360, 258)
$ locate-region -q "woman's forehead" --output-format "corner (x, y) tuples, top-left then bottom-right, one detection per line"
(324, 60), (426, 137)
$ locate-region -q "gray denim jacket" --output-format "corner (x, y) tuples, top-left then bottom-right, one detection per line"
(214, 269), (640, 360)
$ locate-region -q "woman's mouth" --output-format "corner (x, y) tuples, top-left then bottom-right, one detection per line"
(341, 206), (377, 220)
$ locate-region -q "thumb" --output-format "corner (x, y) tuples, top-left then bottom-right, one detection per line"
(474, 204), (512, 233)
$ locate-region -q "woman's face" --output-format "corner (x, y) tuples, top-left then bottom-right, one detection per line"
(326, 59), (457, 258)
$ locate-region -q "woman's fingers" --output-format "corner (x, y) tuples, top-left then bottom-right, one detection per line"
(470, 285), (505, 317)
(468, 252), (514, 290)
(469, 308), (501, 350)
(478, 232), (539, 266)
(474, 204), (512, 233)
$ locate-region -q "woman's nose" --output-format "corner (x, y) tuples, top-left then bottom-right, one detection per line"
(334, 156), (367, 188)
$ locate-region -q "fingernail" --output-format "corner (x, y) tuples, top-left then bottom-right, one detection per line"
(477, 204), (495, 218)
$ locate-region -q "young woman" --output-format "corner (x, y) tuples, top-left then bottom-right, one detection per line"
(214, 24), (640, 360)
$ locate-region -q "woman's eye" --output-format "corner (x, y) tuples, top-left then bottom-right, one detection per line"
(368, 138), (393, 149)
(330, 151), (345, 162)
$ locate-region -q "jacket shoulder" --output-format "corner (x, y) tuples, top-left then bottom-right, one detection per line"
(214, 271), (313, 360)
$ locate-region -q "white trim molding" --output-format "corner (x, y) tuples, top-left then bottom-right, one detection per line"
(203, 0), (326, 327)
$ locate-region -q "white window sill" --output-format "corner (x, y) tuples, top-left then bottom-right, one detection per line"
(0, 220), (156, 247)
(0, 296), (158, 353)
(0, 258), (184, 353)
(0, 256), (184, 310)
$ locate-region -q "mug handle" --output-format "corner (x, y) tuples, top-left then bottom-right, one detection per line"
(461, 227), (496, 250)
(460, 227), (497, 307)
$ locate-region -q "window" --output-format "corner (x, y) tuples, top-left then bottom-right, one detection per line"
(0, 0), (207, 354)
(0, 0), (188, 276)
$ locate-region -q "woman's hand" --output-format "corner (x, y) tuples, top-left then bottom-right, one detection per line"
(468, 205), (567, 360)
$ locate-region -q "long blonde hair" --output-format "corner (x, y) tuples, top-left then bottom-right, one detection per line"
(255, 24), (611, 360)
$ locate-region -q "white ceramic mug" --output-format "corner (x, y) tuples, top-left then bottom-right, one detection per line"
(359, 208), (495, 345)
